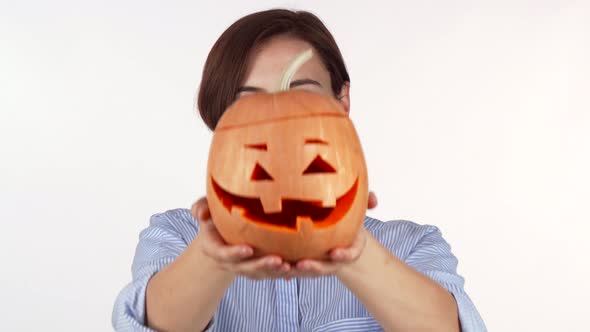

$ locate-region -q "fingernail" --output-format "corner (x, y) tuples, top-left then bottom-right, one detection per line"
(241, 247), (252, 256)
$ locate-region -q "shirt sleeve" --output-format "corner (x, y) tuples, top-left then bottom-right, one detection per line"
(111, 209), (215, 331)
(401, 223), (487, 332)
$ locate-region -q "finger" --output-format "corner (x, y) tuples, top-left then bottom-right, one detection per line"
(192, 197), (210, 222)
(232, 255), (285, 277)
(191, 198), (209, 222)
(295, 259), (338, 276)
(190, 200), (200, 220)
(271, 262), (292, 277)
(329, 248), (351, 262)
(204, 243), (254, 263)
(367, 191), (378, 209)
(330, 229), (366, 262)
(329, 247), (361, 263)
(286, 260), (332, 279)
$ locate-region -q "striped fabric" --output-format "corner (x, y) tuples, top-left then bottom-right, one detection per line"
(112, 208), (486, 331)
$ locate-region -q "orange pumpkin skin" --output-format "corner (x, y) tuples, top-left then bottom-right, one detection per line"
(206, 90), (368, 262)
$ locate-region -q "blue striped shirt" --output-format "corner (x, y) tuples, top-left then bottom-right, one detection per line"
(112, 208), (486, 331)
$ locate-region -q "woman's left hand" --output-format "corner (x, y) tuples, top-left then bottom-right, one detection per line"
(284, 191), (378, 279)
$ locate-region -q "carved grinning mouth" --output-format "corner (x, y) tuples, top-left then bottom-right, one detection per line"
(211, 177), (358, 230)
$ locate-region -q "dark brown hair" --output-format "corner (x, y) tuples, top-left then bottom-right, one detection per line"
(197, 9), (350, 130)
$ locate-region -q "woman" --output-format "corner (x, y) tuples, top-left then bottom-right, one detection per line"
(112, 9), (486, 332)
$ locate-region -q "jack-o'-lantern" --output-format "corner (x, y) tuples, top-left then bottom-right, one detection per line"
(206, 49), (368, 261)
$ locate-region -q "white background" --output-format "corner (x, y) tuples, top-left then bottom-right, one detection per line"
(1, 0), (589, 331)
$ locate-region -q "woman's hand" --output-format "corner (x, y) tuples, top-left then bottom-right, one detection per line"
(191, 192), (378, 280)
(284, 191), (378, 279)
(191, 198), (291, 280)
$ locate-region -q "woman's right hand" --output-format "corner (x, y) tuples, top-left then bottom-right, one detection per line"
(190, 197), (291, 280)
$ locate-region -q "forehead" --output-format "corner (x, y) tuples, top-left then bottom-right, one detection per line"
(251, 36), (314, 61)
(242, 36), (329, 83)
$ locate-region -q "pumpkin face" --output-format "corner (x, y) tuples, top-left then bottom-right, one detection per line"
(206, 90), (368, 261)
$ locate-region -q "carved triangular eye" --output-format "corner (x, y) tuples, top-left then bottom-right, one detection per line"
(251, 163), (273, 180)
(303, 155), (336, 174)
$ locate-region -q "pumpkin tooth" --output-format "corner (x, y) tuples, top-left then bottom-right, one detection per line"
(259, 195), (282, 214)
(230, 205), (246, 217)
(296, 216), (314, 233)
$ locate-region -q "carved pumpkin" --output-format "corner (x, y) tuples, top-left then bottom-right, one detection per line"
(205, 50), (368, 261)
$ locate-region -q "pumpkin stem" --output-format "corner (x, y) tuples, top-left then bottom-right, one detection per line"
(279, 48), (313, 92)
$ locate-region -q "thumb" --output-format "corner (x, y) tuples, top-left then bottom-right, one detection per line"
(191, 197), (211, 223)
(367, 191), (378, 209)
